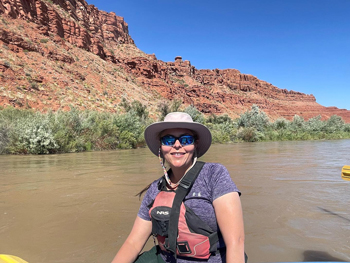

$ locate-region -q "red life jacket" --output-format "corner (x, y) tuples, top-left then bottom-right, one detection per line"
(148, 161), (219, 259)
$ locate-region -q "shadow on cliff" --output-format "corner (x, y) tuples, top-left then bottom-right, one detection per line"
(302, 250), (347, 262)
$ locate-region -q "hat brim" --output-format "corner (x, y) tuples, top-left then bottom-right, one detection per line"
(144, 121), (212, 158)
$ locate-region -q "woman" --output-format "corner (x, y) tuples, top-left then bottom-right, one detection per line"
(111, 112), (245, 263)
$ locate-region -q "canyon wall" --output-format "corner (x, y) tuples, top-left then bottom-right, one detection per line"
(1, 0), (349, 122)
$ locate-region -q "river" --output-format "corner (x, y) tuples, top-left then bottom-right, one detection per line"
(1, 139), (349, 263)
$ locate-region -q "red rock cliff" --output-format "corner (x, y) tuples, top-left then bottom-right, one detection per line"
(1, 0), (350, 122)
(0, 0), (133, 58)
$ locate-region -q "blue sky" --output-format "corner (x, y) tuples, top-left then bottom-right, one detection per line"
(87, 0), (350, 110)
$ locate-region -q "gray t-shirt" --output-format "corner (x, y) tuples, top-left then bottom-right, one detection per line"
(138, 162), (240, 263)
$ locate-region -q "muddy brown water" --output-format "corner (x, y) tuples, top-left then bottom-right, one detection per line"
(1, 140), (349, 263)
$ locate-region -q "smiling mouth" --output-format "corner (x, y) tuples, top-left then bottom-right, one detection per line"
(171, 152), (185, 156)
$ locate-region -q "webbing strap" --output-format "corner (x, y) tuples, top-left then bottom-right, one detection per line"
(164, 161), (205, 255)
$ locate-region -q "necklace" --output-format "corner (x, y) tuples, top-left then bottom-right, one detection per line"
(158, 148), (197, 188)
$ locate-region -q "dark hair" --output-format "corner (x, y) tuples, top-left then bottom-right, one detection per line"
(136, 183), (152, 199)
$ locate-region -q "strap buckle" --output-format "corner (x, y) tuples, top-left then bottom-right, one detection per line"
(179, 178), (191, 189)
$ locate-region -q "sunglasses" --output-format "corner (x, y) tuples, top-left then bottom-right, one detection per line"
(160, 135), (196, 146)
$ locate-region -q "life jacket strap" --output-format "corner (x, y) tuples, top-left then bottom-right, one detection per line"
(166, 161), (205, 255)
(208, 232), (219, 254)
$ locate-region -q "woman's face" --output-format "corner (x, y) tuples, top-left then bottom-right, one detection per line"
(160, 128), (196, 171)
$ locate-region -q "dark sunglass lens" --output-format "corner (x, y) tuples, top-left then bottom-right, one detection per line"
(161, 135), (194, 146)
(161, 135), (176, 146)
(179, 135), (194, 145)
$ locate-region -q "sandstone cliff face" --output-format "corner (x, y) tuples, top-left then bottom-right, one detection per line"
(1, 0), (350, 122)
(0, 0), (133, 58)
(119, 55), (350, 122)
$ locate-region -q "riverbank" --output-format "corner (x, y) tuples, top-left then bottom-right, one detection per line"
(1, 103), (350, 154)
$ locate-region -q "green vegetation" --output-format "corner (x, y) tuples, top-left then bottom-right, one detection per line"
(0, 104), (150, 154)
(157, 98), (183, 120)
(233, 105), (350, 142)
(0, 103), (349, 155)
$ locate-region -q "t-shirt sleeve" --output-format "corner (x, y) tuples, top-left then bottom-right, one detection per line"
(137, 180), (159, 221)
(209, 163), (241, 201)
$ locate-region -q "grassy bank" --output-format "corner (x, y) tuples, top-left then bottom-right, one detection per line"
(1, 103), (350, 154)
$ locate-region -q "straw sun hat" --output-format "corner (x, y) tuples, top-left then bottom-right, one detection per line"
(144, 112), (212, 158)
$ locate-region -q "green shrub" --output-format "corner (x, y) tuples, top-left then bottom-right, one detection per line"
(0, 124), (9, 154)
(131, 100), (149, 120)
(344, 124), (350, 132)
(274, 118), (289, 130)
(205, 114), (237, 143)
(209, 122), (238, 143)
(1, 105), (350, 155)
(237, 127), (264, 142)
(170, 98), (183, 112)
(305, 115), (324, 132)
(120, 98), (149, 120)
(323, 115), (345, 133)
(237, 105), (269, 132)
(289, 115), (305, 131)
(113, 111), (148, 149)
(48, 108), (84, 152)
(0, 107), (35, 154)
(184, 105), (205, 123)
(207, 114), (233, 125)
(119, 97), (131, 112)
(118, 131), (137, 149)
(157, 101), (170, 121)
(9, 114), (58, 154)
(157, 99), (183, 121)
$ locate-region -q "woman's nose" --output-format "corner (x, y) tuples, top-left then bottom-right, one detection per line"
(173, 139), (182, 147)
